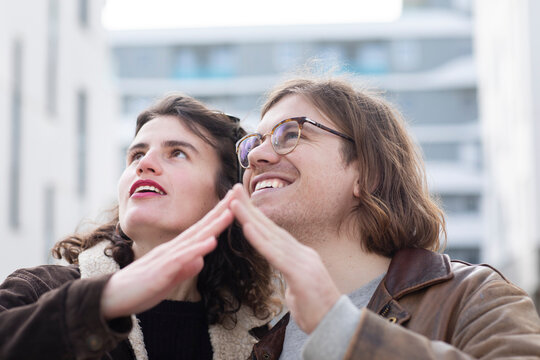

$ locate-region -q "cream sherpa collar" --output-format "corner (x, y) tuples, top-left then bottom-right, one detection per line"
(78, 241), (271, 360)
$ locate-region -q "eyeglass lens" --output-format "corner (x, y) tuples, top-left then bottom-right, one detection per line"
(272, 120), (300, 154)
(239, 120), (301, 168)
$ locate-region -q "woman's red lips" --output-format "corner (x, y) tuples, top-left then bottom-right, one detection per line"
(129, 179), (167, 197)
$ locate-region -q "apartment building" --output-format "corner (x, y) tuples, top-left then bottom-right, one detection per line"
(0, 0), (117, 279)
(110, 0), (482, 264)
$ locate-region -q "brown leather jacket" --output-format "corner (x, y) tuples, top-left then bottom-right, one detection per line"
(0, 265), (132, 359)
(0, 241), (269, 360)
(252, 248), (540, 359)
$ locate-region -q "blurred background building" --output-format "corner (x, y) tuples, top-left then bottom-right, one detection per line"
(109, 0), (482, 263)
(0, 0), (117, 278)
(475, 0), (540, 299)
(0, 0), (539, 307)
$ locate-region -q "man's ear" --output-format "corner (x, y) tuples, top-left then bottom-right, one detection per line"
(352, 162), (362, 198)
(353, 167), (378, 199)
(353, 178), (361, 198)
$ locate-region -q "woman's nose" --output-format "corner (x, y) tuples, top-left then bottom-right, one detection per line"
(136, 151), (162, 175)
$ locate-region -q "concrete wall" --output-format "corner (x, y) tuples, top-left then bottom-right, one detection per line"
(474, 0), (540, 296)
(0, 0), (117, 280)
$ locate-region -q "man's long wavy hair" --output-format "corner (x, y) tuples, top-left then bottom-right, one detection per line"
(261, 77), (446, 256)
(53, 94), (276, 326)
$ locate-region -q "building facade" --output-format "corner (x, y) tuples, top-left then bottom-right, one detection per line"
(0, 0), (117, 279)
(475, 0), (540, 298)
(110, 0), (483, 266)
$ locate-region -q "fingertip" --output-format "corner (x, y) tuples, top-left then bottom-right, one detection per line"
(209, 237), (218, 250)
(232, 183), (247, 196)
(222, 208), (234, 220)
(222, 189), (234, 203)
(205, 236), (218, 246)
(229, 199), (244, 214)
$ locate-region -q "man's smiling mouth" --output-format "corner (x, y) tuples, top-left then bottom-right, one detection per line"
(254, 178), (288, 192)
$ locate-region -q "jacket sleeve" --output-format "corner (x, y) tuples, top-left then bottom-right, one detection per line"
(302, 295), (361, 360)
(0, 267), (132, 360)
(343, 278), (540, 359)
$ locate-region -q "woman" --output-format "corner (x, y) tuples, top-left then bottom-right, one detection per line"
(0, 94), (277, 360)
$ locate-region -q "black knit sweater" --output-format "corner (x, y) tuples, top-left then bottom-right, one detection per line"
(137, 300), (213, 360)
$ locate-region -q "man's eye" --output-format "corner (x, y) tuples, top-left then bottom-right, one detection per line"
(284, 131), (298, 140)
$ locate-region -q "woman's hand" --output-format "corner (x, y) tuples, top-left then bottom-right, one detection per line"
(100, 193), (234, 319)
(229, 184), (341, 334)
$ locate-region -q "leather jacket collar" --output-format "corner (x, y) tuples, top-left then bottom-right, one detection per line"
(253, 248), (456, 359)
(367, 248), (454, 324)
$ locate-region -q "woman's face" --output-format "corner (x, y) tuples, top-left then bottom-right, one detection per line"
(118, 115), (221, 243)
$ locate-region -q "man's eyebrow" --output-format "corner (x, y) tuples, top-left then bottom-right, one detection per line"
(163, 140), (199, 154)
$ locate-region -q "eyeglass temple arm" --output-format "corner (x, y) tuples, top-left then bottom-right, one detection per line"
(305, 119), (355, 142)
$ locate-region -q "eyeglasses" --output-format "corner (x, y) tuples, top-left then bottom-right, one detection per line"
(235, 116), (354, 169)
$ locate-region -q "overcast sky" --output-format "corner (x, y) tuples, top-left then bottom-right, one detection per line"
(102, 0), (403, 30)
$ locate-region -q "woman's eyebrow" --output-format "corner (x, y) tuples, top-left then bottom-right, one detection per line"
(163, 140), (199, 154)
(127, 142), (147, 153)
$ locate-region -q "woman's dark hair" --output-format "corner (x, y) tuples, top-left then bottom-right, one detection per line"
(53, 94), (276, 326)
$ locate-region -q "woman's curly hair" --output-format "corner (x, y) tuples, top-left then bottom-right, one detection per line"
(53, 94), (278, 326)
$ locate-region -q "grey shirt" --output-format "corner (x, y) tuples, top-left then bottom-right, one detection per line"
(279, 273), (385, 360)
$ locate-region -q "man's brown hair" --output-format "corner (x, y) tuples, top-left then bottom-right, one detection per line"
(261, 76), (446, 256)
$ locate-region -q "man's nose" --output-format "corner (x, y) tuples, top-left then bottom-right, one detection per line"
(247, 137), (281, 168)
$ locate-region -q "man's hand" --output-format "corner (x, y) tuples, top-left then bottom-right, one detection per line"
(100, 192), (234, 319)
(229, 184), (341, 334)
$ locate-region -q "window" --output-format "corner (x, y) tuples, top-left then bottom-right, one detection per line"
(46, 0), (59, 114)
(78, 0), (89, 27)
(114, 46), (173, 78)
(44, 185), (56, 263)
(437, 193), (480, 215)
(420, 142), (460, 162)
(172, 48), (199, 78)
(391, 40), (421, 72)
(274, 43), (304, 72)
(391, 88), (478, 125)
(206, 47), (235, 78)
(355, 42), (390, 74)
(9, 40), (23, 229)
(444, 246), (480, 264)
(317, 44), (346, 72)
(122, 95), (154, 116)
(77, 90), (87, 196)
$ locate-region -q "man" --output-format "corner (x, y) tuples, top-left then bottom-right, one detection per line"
(228, 76), (540, 359)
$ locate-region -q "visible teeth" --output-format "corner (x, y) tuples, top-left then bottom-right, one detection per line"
(134, 185), (164, 195)
(254, 179), (286, 191)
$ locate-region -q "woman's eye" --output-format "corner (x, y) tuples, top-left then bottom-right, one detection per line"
(129, 152), (144, 163)
(172, 149), (187, 159)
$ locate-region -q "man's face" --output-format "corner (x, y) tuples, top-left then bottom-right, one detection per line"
(242, 94), (359, 236)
